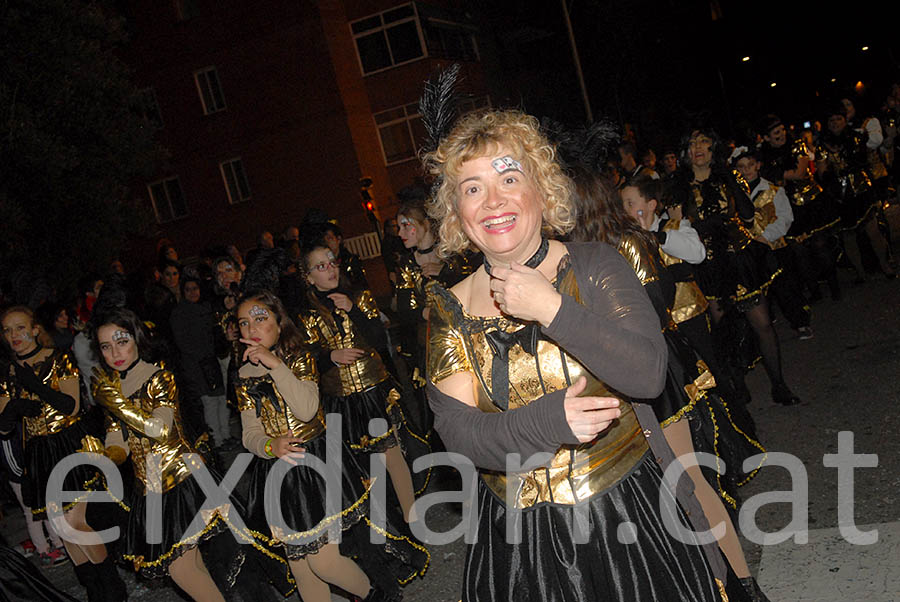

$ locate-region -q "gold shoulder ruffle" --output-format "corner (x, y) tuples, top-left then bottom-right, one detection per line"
(287, 350), (318, 382)
(617, 233), (659, 285)
(145, 370), (178, 409)
(355, 289), (380, 320)
(426, 287), (472, 384)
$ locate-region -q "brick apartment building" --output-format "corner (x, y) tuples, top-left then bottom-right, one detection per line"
(120, 0), (492, 266)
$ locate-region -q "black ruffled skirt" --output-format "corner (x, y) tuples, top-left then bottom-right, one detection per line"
(22, 420), (100, 519)
(696, 240), (780, 311)
(243, 435), (429, 591)
(462, 454), (723, 602)
(321, 379), (404, 454)
(838, 189), (879, 230)
(122, 471), (240, 580)
(788, 194), (840, 240)
(648, 329), (765, 509)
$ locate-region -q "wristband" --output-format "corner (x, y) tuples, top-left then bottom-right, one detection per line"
(264, 438), (275, 458)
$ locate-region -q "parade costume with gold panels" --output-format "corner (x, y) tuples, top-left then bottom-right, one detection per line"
(91, 361), (241, 579)
(675, 171), (781, 310)
(617, 233), (764, 508)
(235, 351), (428, 591)
(300, 287), (409, 455)
(0, 349), (99, 519)
(758, 138), (840, 240)
(427, 242), (725, 602)
(816, 128), (878, 231)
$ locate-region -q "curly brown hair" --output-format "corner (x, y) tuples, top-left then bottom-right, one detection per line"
(423, 110), (575, 258)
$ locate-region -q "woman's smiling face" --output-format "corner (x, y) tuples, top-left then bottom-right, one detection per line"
(455, 150), (544, 264)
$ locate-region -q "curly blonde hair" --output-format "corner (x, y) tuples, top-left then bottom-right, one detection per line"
(423, 110), (575, 258)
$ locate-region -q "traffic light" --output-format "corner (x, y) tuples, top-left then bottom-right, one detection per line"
(359, 177), (378, 228)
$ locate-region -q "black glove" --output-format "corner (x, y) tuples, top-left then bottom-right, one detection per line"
(13, 362), (76, 415)
(0, 397), (40, 433)
(652, 229), (668, 246)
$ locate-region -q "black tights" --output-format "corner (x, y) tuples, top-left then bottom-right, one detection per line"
(709, 298), (785, 388)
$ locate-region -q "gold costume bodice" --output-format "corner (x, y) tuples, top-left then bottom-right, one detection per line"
(817, 131), (873, 197)
(786, 139), (823, 207)
(690, 175), (754, 255)
(92, 367), (196, 494)
(427, 267), (648, 509)
(749, 185), (786, 250)
(235, 351), (325, 442)
(299, 289), (389, 396)
(658, 219), (709, 324)
(1, 351), (81, 439)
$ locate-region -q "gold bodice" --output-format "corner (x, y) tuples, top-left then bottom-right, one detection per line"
(427, 276), (648, 509)
(1, 351), (81, 439)
(817, 131), (873, 196)
(299, 289), (389, 396)
(92, 368), (196, 494)
(657, 219), (709, 324)
(235, 352), (325, 441)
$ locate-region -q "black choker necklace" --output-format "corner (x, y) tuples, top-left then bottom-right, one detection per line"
(119, 358), (141, 380)
(16, 344), (42, 361)
(415, 241), (436, 255)
(483, 237), (549, 277)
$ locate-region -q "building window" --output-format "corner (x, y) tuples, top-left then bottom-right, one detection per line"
(219, 158), (251, 205)
(457, 94), (491, 115)
(374, 95), (490, 166)
(148, 177), (188, 223)
(421, 20), (478, 62)
(194, 67), (226, 114)
(350, 3), (425, 75)
(374, 103), (426, 165)
(138, 87), (163, 125)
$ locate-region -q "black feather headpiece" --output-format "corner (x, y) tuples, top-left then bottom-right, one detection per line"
(419, 63), (462, 158)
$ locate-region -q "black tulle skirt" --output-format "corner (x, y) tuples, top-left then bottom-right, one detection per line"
(122, 472), (241, 580)
(321, 379), (404, 454)
(462, 454), (723, 602)
(22, 420), (100, 519)
(243, 435), (429, 591)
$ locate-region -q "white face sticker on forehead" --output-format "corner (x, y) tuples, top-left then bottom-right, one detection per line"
(249, 305), (269, 318)
(491, 156), (524, 175)
(112, 330), (131, 343)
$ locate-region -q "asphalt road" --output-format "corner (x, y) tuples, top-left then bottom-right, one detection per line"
(6, 222), (899, 601)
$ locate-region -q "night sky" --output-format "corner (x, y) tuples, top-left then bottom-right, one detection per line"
(476, 0), (899, 150)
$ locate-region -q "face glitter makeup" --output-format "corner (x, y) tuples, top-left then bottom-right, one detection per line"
(112, 330), (131, 343)
(491, 156), (523, 174)
(249, 305), (269, 318)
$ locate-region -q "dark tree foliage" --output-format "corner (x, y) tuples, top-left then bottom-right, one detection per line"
(0, 0), (164, 298)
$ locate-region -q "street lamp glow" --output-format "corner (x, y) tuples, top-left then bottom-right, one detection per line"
(831, 78), (837, 83)
(770, 82), (777, 88)
(861, 46), (869, 51)
(742, 56), (750, 62)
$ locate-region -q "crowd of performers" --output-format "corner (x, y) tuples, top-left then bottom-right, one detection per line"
(1, 74), (898, 602)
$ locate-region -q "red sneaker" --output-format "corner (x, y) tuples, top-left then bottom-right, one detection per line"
(39, 547), (69, 567)
(14, 539), (36, 558)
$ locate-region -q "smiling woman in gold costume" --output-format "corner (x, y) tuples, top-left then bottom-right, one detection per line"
(424, 109), (729, 601)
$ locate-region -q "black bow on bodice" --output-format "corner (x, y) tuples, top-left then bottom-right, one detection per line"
(244, 378), (281, 417)
(484, 324), (540, 410)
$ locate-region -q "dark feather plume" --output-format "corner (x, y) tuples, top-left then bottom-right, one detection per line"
(419, 63), (462, 156)
(543, 117), (620, 175)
